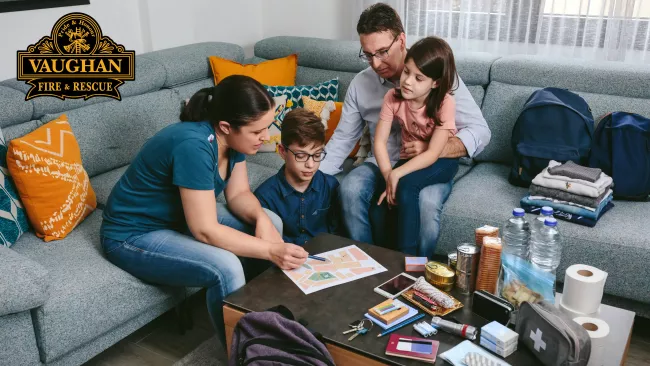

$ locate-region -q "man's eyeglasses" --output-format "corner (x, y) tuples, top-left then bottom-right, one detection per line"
(359, 35), (399, 63)
(283, 145), (327, 162)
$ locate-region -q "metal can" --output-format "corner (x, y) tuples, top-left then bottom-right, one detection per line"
(455, 269), (476, 294)
(447, 252), (457, 270)
(456, 244), (480, 274)
(425, 261), (455, 291)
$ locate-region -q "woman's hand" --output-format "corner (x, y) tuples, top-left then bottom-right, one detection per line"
(255, 216), (283, 244)
(268, 243), (308, 270)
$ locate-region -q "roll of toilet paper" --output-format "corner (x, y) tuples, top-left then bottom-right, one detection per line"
(573, 317), (610, 366)
(561, 264), (607, 315)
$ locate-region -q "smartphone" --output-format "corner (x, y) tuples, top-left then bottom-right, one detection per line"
(374, 273), (417, 299)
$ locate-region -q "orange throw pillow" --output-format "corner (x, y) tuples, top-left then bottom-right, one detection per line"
(302, 98), (360, 158)
(209, 54), (298, 86)
(7, 115), (96, 241)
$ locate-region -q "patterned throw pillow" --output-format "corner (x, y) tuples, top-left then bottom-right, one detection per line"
(301, 97), (361, 158)
(0, 128), (30, 247)
(265, 78), (339, 123)
(259, 95), (289, 153)
(7, 115), (96, 242)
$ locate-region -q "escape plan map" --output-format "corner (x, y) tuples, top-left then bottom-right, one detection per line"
(283, 245), (387, 294)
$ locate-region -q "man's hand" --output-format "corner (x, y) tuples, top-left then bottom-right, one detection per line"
(255, 216), (283, 244)
(268, 243), (308, 270)
(403, 140), (428, 159)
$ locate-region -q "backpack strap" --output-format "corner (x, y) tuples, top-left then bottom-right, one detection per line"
(243, 355), (315, 366)
(238, 338), (335, 366)
(266, 304), (296, 321)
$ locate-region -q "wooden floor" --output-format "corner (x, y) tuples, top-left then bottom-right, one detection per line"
(85, 291), (650, 366)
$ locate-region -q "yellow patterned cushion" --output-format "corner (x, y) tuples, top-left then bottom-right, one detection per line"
(260, 95), (290, 153)
(7, 115), (96, 241)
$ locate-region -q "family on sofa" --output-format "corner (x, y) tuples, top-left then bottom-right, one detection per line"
(96, 3), (491, 347)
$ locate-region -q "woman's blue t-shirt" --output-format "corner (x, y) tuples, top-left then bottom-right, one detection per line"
(100, 121), (245, 241)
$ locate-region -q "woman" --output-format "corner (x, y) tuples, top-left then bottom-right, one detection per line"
(99, 75), (308, 345)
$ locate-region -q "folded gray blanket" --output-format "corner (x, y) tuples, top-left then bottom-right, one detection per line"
(529, 183), (611, 208)
(547, 160), (602, 183)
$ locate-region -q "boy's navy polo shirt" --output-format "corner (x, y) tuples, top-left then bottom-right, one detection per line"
(254, 166), (341, 245)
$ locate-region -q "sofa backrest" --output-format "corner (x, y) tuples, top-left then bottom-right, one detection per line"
(251, 36), (495, 108)
(0, 41), (245, 178)
(476, 55), (650, 164)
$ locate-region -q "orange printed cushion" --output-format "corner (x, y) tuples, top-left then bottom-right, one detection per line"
(302, 98), (360, 158)
(209, 54), (298, 86)
(7, 115), (96, 241)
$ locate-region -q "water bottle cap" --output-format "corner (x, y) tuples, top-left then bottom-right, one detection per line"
(544, 218), (558, 227)
(541, 206), (554, 215)
(513, 208), (525, 217)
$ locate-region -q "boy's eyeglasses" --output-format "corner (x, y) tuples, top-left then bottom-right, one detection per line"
(283, 145), (327, 162)
(359, 35), (399, 63)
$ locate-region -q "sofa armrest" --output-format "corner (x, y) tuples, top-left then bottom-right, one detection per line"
(0, 245), (50, 316)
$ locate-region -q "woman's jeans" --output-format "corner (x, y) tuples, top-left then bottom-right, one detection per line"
(100, 204), (282, 346)
(394, 158), (459, 255)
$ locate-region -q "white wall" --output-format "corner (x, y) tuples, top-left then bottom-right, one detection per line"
(0, 0), (354, 81)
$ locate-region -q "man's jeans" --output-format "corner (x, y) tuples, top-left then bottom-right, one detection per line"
(340, 162), (454, 257)
(100, 204), (282, 345)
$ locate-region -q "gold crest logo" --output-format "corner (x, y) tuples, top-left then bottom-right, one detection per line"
(17, 12), (135, 101)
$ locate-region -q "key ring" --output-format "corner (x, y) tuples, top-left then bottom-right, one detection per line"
(359, 319), (374, 332)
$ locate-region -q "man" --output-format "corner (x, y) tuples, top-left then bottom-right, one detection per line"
(319, 3), (490, 257)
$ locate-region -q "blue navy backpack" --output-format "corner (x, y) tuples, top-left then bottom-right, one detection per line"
(589, 112), (650, 201)
(509, 87), (594, 187)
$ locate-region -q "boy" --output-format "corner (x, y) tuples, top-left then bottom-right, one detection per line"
(255, 108), (342, 245)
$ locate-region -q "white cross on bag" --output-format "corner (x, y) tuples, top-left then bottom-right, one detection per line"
(530, 328), (547, 352)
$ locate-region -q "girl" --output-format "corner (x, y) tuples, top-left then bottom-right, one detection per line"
(100, 75), (308, 346)
(374, 36), (460, 256)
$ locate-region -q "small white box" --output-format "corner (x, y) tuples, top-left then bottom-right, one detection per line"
(480, 336), (517, 358)
(481, 321), (519, 349)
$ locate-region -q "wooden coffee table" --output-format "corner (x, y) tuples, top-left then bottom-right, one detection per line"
(223, 234), (633, 365)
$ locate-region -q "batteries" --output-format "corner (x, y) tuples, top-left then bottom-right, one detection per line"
(413, 321), (438, 337)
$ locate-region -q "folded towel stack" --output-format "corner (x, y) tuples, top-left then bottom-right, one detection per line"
(520, 161), (614, 227)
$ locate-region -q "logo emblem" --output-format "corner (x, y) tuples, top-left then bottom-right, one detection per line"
(17, 12), (135, 101)
(530, 328), (547, 352)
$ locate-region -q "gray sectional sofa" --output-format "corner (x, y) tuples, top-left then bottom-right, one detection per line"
(0, 36), (648, 366)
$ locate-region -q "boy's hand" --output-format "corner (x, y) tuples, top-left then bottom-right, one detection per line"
(268, 243), (308, 270)
(255, 216), (283, 244)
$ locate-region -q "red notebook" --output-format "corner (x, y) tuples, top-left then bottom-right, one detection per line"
(385, 333), (439, 363)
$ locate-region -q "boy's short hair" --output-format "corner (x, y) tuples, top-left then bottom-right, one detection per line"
(281, 108), (325, 148)
(357, 3), (404, 37)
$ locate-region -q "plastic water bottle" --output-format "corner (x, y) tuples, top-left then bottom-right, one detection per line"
(530, 206), (554, 236)
(502, 208), (530, 259)
(530, 218), (562, 274)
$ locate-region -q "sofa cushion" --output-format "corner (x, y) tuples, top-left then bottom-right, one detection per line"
(41, 89), (182, 178)
(0, 245), (49, 315)
(255, 36), (368, 73)
(466, 85), (484, 108)
(437, 163), (650, 304)
(142, 42), (245, 88)
(7, 116), (97, 242)
(491, 55), (650, 99)
(476, 81), (650, 164)
(1, 57), (167, 120)
(0, 311), (41, 365)
(454, 52), (499, 86)
(90, 165), (129, 206)
(172, 78), (213, 102)
(0, 128), (30, 248)
(210, 54), (297, 86)
(11, 210), (185, 363)
(3, 120), (40, 141)
(0, 86), (33, 127)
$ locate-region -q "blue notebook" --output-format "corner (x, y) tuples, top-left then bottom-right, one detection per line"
(438, 340), (511, 366)
(364, 299), (418, 330)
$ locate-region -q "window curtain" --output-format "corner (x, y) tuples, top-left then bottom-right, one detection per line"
(403, 0), (649, 63)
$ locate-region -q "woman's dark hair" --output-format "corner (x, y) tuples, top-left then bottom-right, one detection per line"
(357, 3), (404, 37)
(180, 75), (275, 129)
(396, 36), (458, 126)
